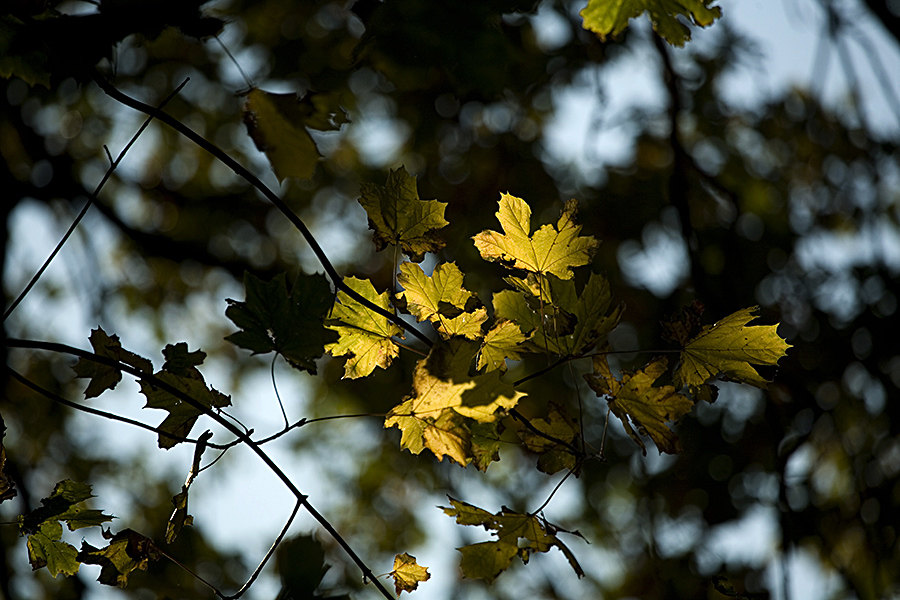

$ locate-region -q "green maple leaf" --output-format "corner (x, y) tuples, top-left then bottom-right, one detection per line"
(390, 553), (430, 595)
(139, 347), (231, 449)
(72, 328), (153, 398)
(580, 0), (722, 46)
(242, 88), (347, 181)
(358, 167), (449, 262)
(518, 403), (579, 475)
(385, 339), (525, 466)
(19, 480), (114, 578)
(396, 262), (487, 340)
(225, 272), (337, 374)
(493, 272), (623, 357)
(585, 355), (692, 455)
(26, 521), (80, 577)
(674, 306), (791, 389)
(326, 277), (403, 379)
(442, 497), (584, 583)
(78, 529), (160, 588)
(473, 195), (599, 281)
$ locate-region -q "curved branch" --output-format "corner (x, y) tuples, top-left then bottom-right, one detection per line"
(89, 71), (433, 350)
(6, 338), (396, 600)
(6, 367), (236, 450)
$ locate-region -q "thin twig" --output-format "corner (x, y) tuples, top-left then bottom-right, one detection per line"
(2, 77), (190, 323)
(529, 461), (581, 516)
(225, 498), (302, 599)
(89, 70), (433, 350)
(156, 547), (225, 598)
(6, 338), (396, 600)
(393, 339), (429, 357)
(253, 413), (385, 445)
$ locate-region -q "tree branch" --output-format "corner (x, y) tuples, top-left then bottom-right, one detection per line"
(2, 77), (189, 324)
(6, 338), (396, 600)
(89, 70), (433, 350)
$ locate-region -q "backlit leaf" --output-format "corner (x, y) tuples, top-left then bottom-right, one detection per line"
(385, 339), (525, 466)
(78, 529), (160, 588)
(477, 320), (527, 372)
(225, 272), (337, 374)
(18, 480), (114, 578)
(243, 88), (347, 181)
(390, 553), (430, 594)
(359, 167), (449, 262)
(518, 403), (579, 475)
(326, 277), (403, 379)
(73, 328), (153, 398)
(675, 306), (791, 389)
(494, 272), (623, 357)
(139, 348), (231, 449)
(580, 0), (722, 47)
(19, 480), (112, 535)
(585, 355), (692, 455)
(397, 262), (487, 340)
(473, 195), (598, 280)
(442, 497), (584, 583)
(26, 521), (80, 577)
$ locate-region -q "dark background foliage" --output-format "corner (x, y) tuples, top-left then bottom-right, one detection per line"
(2, 0), (899, 598)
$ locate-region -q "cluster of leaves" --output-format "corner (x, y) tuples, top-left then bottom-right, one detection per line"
(7, 143), (787, 594)
(218, 166), (789, 581)
(15, 479), (158, 586)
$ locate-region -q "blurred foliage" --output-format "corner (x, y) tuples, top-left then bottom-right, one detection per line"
(1, 0), (899, 599)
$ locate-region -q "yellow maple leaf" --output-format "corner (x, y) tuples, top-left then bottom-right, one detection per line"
(580, 0), (722, 47)
(473, 194), (599, 281)
(326, 277), (402, 379)
(585, 355), (692, 455)
(675, 306), (791, 389)
(385, 339), (524, 465)
(358, 167), (448, 262)
(396, 262), (487, 340)
(390, 552), (430, 595)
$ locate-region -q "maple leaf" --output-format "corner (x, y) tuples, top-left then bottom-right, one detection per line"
(493, 272), (623, 357)
(517, 403), (579, 475)
(72, 328), (152, 398)
(18, 480), (114, 578)
(326, 277), (403, 379)
(358, 167), (449, 262)
(225, 272), (337, 374)
(580, 0), (722, 47)
(442, 497), (584, 583)
(385, 339), (525, 466)
(477, 320), (527, 372)
(585, 355), (693, 455)
(243, 88), (347, 181)
(674, 306), (791, 389)
(78, 528), (160, 588)
(473, 194), (599, 281)
(139, 344), (231, 449)
(389, 553), (430, 595)
(396, 261), (487, 340)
